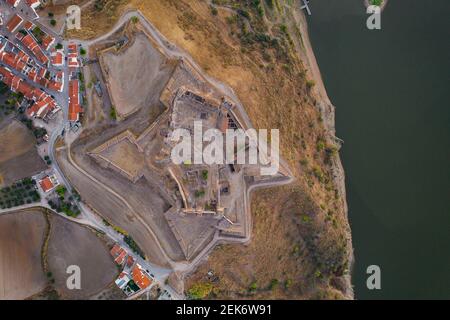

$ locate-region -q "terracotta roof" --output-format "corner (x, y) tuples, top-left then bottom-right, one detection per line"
(28, 69), (37, 82)
(115, 250), (127, 265)
(39, 176), (54, 192)
(23, 21), (34, 31)
(67, 53), (79, 68)
(0, 50), (31, 73)
(131, 265), (152, 290)
(11, 75), (22, 91)
(19, 34), (49, 65)
(0, 66), (58, 118)
(47, 81), (62, 92)
(42, 35), (55, 51)
(68, 80), (82, 121)
(6, 14), (23, 33)
(51, 51), (63, 66)
(68, 43), (77, 53)
(110, 244), (122, 257)
(126, 255), (135, 268)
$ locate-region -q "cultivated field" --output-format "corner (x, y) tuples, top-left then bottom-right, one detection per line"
(0, 120), (46, 186)
(100, 33), (170, 118)
(0, 209), (47, 300)
(47, 214), (118, 299)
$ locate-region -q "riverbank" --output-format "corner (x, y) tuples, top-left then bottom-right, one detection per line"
(295, 9), (354, 299)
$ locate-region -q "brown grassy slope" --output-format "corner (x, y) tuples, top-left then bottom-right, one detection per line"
(66, 0), (351, 299)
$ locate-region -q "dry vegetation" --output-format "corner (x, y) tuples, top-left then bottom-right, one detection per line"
(65, 0), (352, 299)
(0, 120), (47, 186)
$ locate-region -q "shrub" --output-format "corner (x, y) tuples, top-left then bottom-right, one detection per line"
(306, 80), (316, 89)
(188, 282), (213, 300)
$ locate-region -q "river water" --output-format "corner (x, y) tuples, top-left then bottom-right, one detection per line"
(306, 0), (450, 299)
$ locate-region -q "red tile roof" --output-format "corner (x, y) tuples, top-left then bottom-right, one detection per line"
(68, 43), (77, 53)
(110, 244), (127, 264)
(23, 21), (34, 31)
(39, 176), (54, 192)
(126, 255), (135, 268)
(48, 81), (62, 92)
(42, 35), (55, 51)
(19, 34), (49, 65)
(0, 50), (31, 73)
(115, 250), (127, 265)
(110, 244), (122, 257)
(51, 51), (63, 66)
(6, 14), (23, 33)
(131, 265), (152, 290)
(68, 80), (82, 121)
(67, 52), (79, 68)
(0, 66), (58, 118)
(11, 75), (22, 91)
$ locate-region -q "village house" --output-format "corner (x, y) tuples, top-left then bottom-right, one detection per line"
(39, 174), (59, 193)
(68, 79), (82, 122)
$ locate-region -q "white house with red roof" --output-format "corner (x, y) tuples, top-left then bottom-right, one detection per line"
(68, 79), (82, 122)
(39, 174), (59, 193)
(67, 43), (80, 69)
(51, 49), (64, 67)
(115, 272), (131, 291)
(131, 264), (152, 290)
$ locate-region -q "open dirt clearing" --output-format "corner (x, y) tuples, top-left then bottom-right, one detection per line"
(0, 209), (47, 300)
(100, 33), (171, 118)
(0, 120), (35, 163)
(0, 120), (46, 186)
(47, 214), (118, 299)
(99, 138), (145, 177)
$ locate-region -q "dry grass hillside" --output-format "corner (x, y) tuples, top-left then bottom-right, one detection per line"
(61, 0), (352, 299)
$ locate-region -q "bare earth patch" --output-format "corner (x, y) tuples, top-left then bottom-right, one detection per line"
(100, 33), (170, 118)
(47, 214), (118, 299)
(0, 120), (46, 186)
(0, 209), (47, 300)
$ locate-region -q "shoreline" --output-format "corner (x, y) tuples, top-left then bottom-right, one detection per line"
(295, 10), (355, 299)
